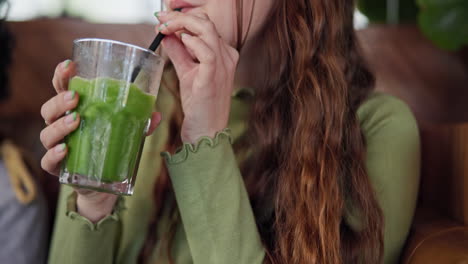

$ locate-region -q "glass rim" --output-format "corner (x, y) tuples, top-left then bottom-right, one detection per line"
(73, 38), (159, 57)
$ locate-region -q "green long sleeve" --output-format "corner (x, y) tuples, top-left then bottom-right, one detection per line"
(161, 130), (266, 264)
(48, 186), (122, 264)
(358, 93), (421, 264)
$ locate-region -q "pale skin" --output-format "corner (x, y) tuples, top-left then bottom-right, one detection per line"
(40, 0), (274, 223)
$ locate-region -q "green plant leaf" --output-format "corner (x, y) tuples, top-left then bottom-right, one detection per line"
(417, 0), (468, 50)
(417, 0), (464, 8)
(357, 0), (419, 23)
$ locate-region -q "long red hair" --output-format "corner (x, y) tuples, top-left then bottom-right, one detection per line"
(139, 0), (384, 263)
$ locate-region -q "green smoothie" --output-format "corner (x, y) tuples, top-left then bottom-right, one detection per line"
(64, 77), (156, 183)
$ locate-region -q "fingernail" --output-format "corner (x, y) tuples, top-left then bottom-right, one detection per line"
(153, 12), (160, 22)
(64, 90), (76, 101)
(64, 60), (71, 69)
(155, 11), (167, 17)
(65, 112), (77, 124)
(55, 143), (66, 153)
(159, 21), (170, 31)
(181, 33), (191, 39)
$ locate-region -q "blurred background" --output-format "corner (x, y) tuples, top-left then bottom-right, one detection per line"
(5, 0), (163, 23)
(0, 0), (467, 263)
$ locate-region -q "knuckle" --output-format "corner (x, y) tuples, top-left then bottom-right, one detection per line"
(40, 129), (52, 149)
(55, 62), (62, 72)
(40, 155), (50, 171)
(53, 65), (60, 77)
(204, 51), (216, 63)
(226, 46), (239, 62)
(52, 66), (61, 87)
(205, 87), (218, 98)
(39, 129), (47, 146)
(40, 103), (48, 120)
(192, 12), (207, 20)
(40, 156), (46, 170)
(231, 50), (240, 62)
(204, 19), (216, 31)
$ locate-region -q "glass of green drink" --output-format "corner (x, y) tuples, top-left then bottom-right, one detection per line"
(59, 38), (164, 195)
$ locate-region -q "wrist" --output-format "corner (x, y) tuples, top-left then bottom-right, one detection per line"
(76, 192), (118, 223)
(181, 117), (228, 144)
(181, 131), (215, 144)
(181, 127), (227, 144)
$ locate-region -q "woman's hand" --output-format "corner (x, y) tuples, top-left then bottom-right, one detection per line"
(40, 60), (162, 222)
(157, 11), (239, 143)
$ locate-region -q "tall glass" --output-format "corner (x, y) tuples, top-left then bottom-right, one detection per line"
(59, 38), (164, 196)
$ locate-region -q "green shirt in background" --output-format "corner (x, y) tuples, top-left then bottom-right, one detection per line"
(48, 84), (420, 264)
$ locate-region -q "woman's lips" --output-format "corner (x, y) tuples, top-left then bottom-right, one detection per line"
(180, 7), (194, 13)
(170, 0), (195, 11)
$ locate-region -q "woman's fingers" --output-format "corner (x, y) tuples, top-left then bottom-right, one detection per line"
(180, 33), (216, 92)
(145, 112), (162, 136)
(41, 91), (79, 125)
(41, 143), (68, 176)
(157, 12), (219, 50)
(180, 33), (216, 64)
(40, 112), (80, 150)
(221, 41), (240, 66)
(161, 35), (194, 76)
(52, 60), (77, 93)
(42, 59), (77, 176)
(41, 110), (158, 175)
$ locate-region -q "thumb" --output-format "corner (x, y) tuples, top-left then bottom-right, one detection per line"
(145, 112), (162, 136)
(162, 35), (193, 76)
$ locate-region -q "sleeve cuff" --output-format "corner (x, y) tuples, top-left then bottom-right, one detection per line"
(65, 191), (125, 231)
(161, 128), (232, 165)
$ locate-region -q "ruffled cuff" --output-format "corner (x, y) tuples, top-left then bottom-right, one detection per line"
(161, 128), (232, 165)
(65, 191), (125, 231)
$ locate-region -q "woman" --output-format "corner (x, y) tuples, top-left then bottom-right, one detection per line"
(44, 0), (420, 263)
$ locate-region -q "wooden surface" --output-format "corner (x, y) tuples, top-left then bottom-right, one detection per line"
(451, 124), (468, 224)
(420, 123), (468, 225)
(402, 207), (468, 264)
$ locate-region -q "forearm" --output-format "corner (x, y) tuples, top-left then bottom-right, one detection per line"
(163, 130), (265, 264)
